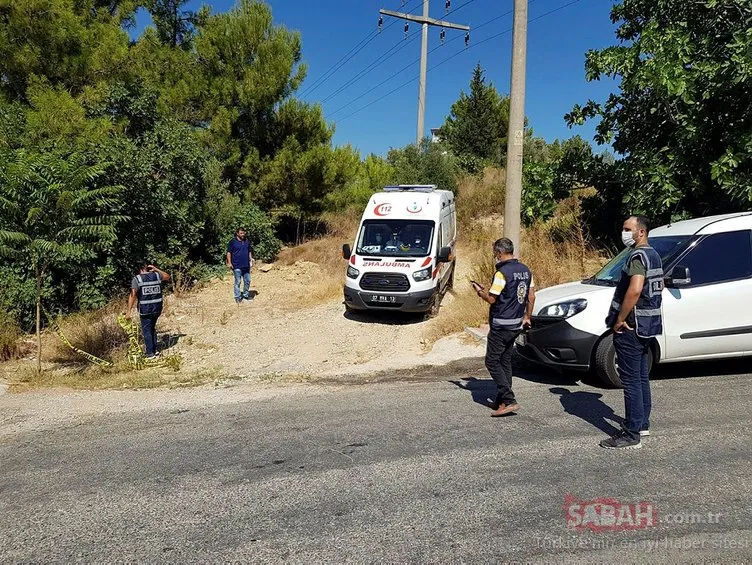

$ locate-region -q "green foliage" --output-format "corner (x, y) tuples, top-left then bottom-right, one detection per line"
(566, 0), (752, 221)
(387, 140), (459, 193)
(439, 64), (510, 171)
(223, 203), (282, 262)
(323, 153), (395, 214)
(521, 161), (556, 226)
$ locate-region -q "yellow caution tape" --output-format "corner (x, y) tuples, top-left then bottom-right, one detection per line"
(44, 307), (113, 367)
(43, 306), (181, 370)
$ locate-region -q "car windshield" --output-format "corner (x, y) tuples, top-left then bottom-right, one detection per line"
(588, 236), (692, 285)
(356, 220), (434, 257)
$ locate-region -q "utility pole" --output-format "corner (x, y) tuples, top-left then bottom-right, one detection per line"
(503, 0), (528, 252)
(379, 1), (469, 145)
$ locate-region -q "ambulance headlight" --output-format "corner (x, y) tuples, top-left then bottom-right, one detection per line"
(347, 266), (360, 279)
(538, 299), (587, 319)
(412, 267), (432, 281)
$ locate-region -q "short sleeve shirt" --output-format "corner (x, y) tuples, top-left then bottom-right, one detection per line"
(628, 257), (647, 277)
(227, 238), (251, 269)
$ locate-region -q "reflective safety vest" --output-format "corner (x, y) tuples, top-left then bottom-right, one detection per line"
(606, 246), (664, 338)
(489, 259), (532, 331)
(136, 271), (163, 316)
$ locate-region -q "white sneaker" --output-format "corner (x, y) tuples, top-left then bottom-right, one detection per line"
(639, 430), (650, 437)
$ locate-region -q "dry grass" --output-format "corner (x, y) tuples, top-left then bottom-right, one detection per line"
(0, 308), (23, 361)
(5, 363), (230, 392)
(276, 234), (348, 306)
(49, 301), (128, 365)
(456, 166), (506, 221)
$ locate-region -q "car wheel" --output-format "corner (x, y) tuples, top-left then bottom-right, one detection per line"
(594, 336), (621, 388)
(594, 334), (654, 388)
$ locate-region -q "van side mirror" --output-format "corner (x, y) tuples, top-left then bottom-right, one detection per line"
(342, 244), (351, 260)
(666, 265), (691, 287)
(437, 246), (452, 263)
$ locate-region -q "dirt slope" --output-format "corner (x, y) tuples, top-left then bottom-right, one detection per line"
(162, 257), (484, 381)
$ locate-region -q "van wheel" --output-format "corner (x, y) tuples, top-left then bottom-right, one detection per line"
(593, 334), (654, 389)
(424, 292), (442, 320)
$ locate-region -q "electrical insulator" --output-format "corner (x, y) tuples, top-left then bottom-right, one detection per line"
(446, 0), (451, 14)
(465, 31), (470, 48)
(440, 29), (446, 44)
(378, 16), (383, 32)
(404, 22), (409, 38)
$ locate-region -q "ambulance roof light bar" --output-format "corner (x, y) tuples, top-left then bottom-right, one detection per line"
(383, 185), (436, 193)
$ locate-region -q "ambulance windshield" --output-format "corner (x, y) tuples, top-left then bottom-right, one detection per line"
(356, 220), (434, 257)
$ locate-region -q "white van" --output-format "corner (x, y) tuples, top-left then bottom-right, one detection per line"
(517, 212), (752, 387)
(342, 185), (457, 316)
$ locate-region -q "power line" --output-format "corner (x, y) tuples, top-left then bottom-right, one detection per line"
(299, 0), (423, 98)
(319, 0), (478, 107)
(335, 0), (584, 124)
(321, 34), (420, 104)
(326, 1), (520, 119)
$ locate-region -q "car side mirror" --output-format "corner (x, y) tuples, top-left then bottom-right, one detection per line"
(342, 244), (351, 260)
(666, 265), (691, 287)
(437, 246), (452, 263)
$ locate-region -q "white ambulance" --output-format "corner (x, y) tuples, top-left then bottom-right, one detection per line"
(342, 185), (457, 316)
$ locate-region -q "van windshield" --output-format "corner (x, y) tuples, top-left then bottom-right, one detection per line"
(356, 220), (435, 257)
(587, 236), (692, 285)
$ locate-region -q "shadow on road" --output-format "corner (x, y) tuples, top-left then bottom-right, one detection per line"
(450, 377), (497, 408)
(549, 387), (623, 435)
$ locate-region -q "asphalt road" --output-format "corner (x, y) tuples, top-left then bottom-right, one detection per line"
(1, 360), (751, 564)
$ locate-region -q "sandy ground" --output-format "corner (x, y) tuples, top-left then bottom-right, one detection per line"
(0, 255), (487, 437)
(159, 258), (485, 380)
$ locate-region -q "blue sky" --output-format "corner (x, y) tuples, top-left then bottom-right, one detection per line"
(134, 0), (621, 157)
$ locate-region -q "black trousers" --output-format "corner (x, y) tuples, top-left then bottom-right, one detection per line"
(485, 327), (521, 406)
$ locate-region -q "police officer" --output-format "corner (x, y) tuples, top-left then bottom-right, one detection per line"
(600, 215), (663, 449)
(127, 262), (170, 360)
(473, 238), (536, 417)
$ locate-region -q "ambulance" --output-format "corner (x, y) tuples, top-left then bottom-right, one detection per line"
(342, 185), (457, 316)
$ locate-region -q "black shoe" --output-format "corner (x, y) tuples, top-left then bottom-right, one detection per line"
(600, 431), (641, 450)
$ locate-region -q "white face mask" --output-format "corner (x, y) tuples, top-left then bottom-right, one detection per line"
(621, 230), (636, 247)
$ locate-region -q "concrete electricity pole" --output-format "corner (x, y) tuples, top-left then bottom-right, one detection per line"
(503, 0), (528, 252)
(379, 1), (469, 145)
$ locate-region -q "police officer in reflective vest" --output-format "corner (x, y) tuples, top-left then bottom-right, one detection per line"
(473, 238), (536, 417)
(600, 215), (663, 450)
(127, 263), (170, 360)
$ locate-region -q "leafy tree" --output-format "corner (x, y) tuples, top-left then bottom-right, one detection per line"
(0, 151), (124, 372)
(439, 63), (510, 170)
(566, 0), (752, 220)
(387, 140), (459, 193)
(146, 0), (199, 48)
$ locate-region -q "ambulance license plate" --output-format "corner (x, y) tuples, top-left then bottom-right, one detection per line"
(370, 295), (396, 303)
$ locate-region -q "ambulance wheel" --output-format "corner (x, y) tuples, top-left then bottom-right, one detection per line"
(424, 292), (441, 320)
(593, 334), (654, 389)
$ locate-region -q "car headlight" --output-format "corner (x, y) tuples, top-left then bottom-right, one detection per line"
(538, 299), (587, 319)
(347, 266), (360, 279)
(412, 267), (432, 281)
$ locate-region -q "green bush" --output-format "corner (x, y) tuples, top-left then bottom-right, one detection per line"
(222, 203), (282, 262)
